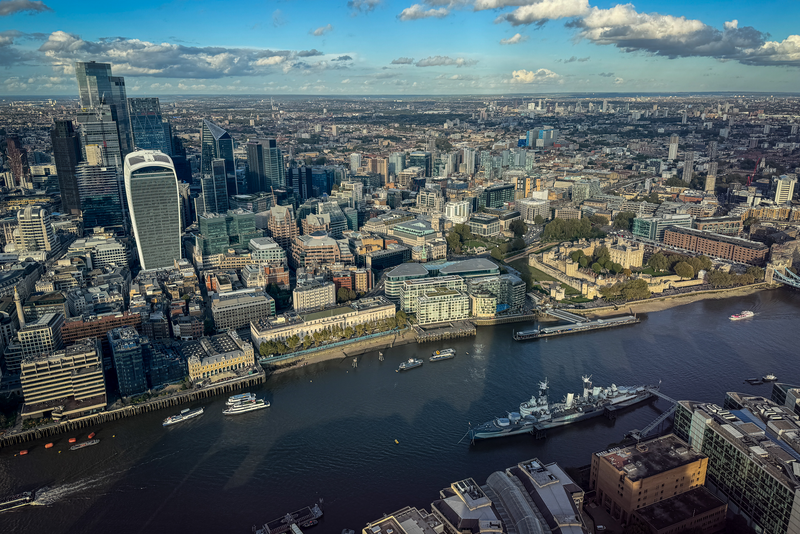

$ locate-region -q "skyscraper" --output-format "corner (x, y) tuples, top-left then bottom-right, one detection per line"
(128, 97), (172, 155)
(287, 166), (313, 202)
(15, 205), (56, 253)
(245, 141), (265, 194)
(6, 134), (31, 188)
(124, 151), (181, 270)
(76, 163), (125, 229)
(76, 106), (123, 168)
(74, 61), (132, 155)
(668, 134), (679, 160)
(408, 151), (432, 177)
(682, 151), (695, 183)
(51, 120), (83, 214)
(775, 175), (797, 204)
(707, 140), (718, 161)
(108, 327), (148, 398)
(349, 153), (362, 172)
(200, 159), (229, 215)
(705, 162), (718, 193)
(200, 119), (235, 195)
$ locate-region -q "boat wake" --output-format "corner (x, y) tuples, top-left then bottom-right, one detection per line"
(33, 473), (116, 506)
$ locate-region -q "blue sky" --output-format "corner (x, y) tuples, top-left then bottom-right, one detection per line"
(1, 0), (799, 95)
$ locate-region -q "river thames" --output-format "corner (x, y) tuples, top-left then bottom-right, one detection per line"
(2, 288), (798, 533)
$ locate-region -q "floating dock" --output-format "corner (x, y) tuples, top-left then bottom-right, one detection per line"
(254, 504), (323, 534)
(513, 315), (639, 341)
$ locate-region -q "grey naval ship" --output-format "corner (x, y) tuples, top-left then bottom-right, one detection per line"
(468, 376), (657, 442)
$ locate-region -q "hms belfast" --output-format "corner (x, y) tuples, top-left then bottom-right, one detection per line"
(468, 376), (658, 442)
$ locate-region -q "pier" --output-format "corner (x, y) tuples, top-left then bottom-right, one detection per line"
(0, 367), (266, 449)
(412, 320), (476, 343)
(513, 315), (639, 341)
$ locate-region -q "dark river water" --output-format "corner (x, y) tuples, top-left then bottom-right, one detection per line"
(2, 288), (799, 533)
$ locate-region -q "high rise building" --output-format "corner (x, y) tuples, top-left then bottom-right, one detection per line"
(74, 61), (132, 155)
(265, 205), (298, 251)
(668, 134), (679, 160)
(408, 151), (432, 177)
(775, 175), (797, 204)
(51, 120), (83, 214)
(707, 140), (718, 161)
(15, 205), (56, 253)
(76, 106), (123, 168)
(76, 163), (125, 229)
(124, 151), (181, 270)
(108, 327), (147, 398)
(200, 119), (235, 194)
(705, 162), (718, 193)
(6, 134), (31, 188)
(128, 97), (172, 155)
(196, 209), (261, 256)
(245, 139), (284, 192)
(349, 153), (362, 172)
(200, 158), (229, 215)
(388, 152), (405, 177)
(287, 166), (313, 202)
(682, 151), (695, 183)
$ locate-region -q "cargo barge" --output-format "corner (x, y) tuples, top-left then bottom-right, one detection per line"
(513, 315), (639, 341)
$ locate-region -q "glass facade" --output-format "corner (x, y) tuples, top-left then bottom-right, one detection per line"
(75, 61), (132, 155)
(77, 106), (123, 167)
(201, 159), (229, 215)
(76, 164), (124, 229)
(51, 120), (83, 213)
(125, 153), (181, 270)
(128, 98), (172, 155)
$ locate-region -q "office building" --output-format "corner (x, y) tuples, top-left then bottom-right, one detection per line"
(196, 210), (261, 256)
(775, 175), (797, 204)
(51, 120), (83, 213)
(290, 232), (354, 270)
(349, 153), (361, 172)
(248, 237), (287, 264)
(571, 179), (601, 204)
(108, 326), (147, 397)
(705, 162), (718, 193)
(468, 214), (501, 237)
(246, 139), (285, 192)
(481, 183), (515, 208)
(517, 197), (549, 223)
(15, 205), (56, 254)
(3, 312), (65, 375)
(287, 166), (313, 202)
(293, 281), (336, 312)
(74, 61), (132, 155)
(124, 151), (182, 270)
(199, 157), (230, 215)
(388, 152), (405, 177)
(251, 297), (396, 347)
(67, 234), (129, 269)
(408, 151), (432, 177)
(400, 276), (466, 314)
(61, 312), (142, 365)
(444, 200), (471, 224)
(668, 135), (679, 160)
(682, 151), (694, 183)
(20, 337), (106, 420)
(265, 204), (299, 250)
(210, 288), (275, 332)
(632, 214), (693, 241)
(76, 163), (125, 229)
(385, 263), (429, 302)
(183, 330), (254, 382)
(632, 487), (726, 534)
(466, 274), (526, 312)
(590, 434), (709, 524)
(663, 227), (768, 265)
(200, 119), (235, 197)
(76, 106), (124, 168)
(128, 97), (172, 155)
(674, 393), (800, 534)
(5, 134), (31, 188)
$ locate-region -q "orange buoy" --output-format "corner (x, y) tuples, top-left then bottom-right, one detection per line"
(45, 443), (54, 449)
(19, 450), (28, 455)
(68, 437), (77, 443)
(87, 432), (96, 439)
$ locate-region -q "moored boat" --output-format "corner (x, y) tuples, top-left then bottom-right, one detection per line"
(70, 439), (99, 451)
(68, 437), (76, 443)
(763, 373), (777, 382)
(227, 392), (256, 406)
(87, 432), (95, 439)
(45, 443), (53, 449)
(18, 450), (27, 456)
(430, 348), (456, 362)
(223, 398), (269, 415)
(396, 358), (423, 372)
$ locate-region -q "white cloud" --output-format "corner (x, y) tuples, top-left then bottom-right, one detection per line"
(495, 0), (589, 26)
(398, 4), (450, 20)
(416, 55), (477, 67)
(341, 78), (351, 84)
(614, 77), (624, 84)
(312, 24), (334, 36)
(254, 56), (287, 66)
(509, 68), (561, 83)
(500, 33), (527, 45)
(391, 57), (415, 64)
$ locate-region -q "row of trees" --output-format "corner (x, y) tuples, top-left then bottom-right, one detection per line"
(541, 217), (605, 242)
(707, 267), (765, 288)
(647, 253), (713, 277)
(490, 237), (526, 260)
(570, 246), (627, 276)
(337, 287), (359, 303)
(445, 223), (474, 254)
(599, 279), (652, 301)
(613, 211), (636, 231)
(258, 311), (410, 358)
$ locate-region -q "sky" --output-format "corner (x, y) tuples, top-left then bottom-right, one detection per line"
(0, 0), (799, 96)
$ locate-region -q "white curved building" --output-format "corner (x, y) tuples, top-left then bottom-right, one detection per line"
(124, 150), (181, 271)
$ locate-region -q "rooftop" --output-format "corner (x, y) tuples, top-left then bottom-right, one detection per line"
(664, 225), (768, 250)
(387, 263), (429, 278)
(439, 258), (500, 276)
(635, 486), (725, 531)
(595, 434), (704, 482)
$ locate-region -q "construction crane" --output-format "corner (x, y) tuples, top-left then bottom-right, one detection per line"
(746, 157), (762, 187)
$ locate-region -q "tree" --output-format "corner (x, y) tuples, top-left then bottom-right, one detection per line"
(592, 262), (603, 274)
(396, 310), (408, 326)
(355, 324), (366, 337)
(746, 266), (765, 281)
(337, 287), (350, 303)
(445, 231), (462, 254)
(570, 250), (584, 263)
(511, 237), (526, 251)
(286, 335), (300, 350)
(348, 288), (357, 301)
(743, 216), (760, 228)
(589, 214), (609, 226)
(611, 262), (623, 274)
(613, 211), (636, 230)
(344, 326), (354, 338)
(622, 268), (632, 277)
(509, 219), (527, 237)
(302, 336), (313, 349)
(579, 256), (589, 268)
(533, 214), (545, 225)
(674, 261), (694, 279)
(648, 252), (669, 272)
(594, 245), (611, 265)
(490, 247), (504, 261)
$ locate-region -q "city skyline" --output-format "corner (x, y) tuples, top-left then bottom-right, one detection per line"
(0, 0), (798, 96)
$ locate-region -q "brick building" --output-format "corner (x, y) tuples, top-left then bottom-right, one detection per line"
(663, 226), (768, 265)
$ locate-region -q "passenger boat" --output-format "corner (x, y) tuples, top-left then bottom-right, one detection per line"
(0, 491), (35, 512)
(70, 439), (100, 451)
(227, 392), (256, 406)
(68, 437), (77, 443)
(163, 407), (204, 426)
(763, 374), (778, 382)
(223, 398), (269, 415)
(396, 358), (423, 372)
(430, 348), (456, 362)
(45, 443), (54, 449)
(730, 310), (754, 320)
